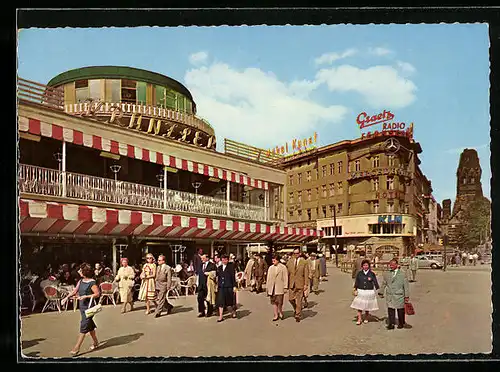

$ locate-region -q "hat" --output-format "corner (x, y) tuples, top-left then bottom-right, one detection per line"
(174, 264), (182, 273)
(311, 252), (317, 257)
(318, 254), (323, 257)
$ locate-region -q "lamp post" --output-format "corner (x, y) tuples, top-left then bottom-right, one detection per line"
(109, 164), (121, 182)
(333, 204), (338, 267)
(53, 152), (63, 196)
(192, 181), (202, 202)
(156, 173), (164, 188)
(443, 234), (449, 272)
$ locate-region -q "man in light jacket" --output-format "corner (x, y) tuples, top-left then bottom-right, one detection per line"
(154, 255), (173, 318)
(379, 259), (410, 329)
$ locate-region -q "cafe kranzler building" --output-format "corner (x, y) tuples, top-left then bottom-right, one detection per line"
(18, 66), (321, 273)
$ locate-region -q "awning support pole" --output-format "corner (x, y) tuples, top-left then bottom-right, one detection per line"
(112, 238), (117, 275)
(226, 180), (231, 216)
(62, 141), (67, 197)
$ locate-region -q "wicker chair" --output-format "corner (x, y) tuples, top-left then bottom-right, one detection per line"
(178, 276), (197, 296)
(99, 282), (116, 306)
(41, 286), (62, 313)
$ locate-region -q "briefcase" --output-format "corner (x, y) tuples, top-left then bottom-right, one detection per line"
(404, 302), (415, 316)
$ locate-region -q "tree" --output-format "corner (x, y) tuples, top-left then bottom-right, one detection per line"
(454, 198), (491, 251)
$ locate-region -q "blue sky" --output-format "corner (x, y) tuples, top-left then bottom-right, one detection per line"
(17, 25), (490, 204)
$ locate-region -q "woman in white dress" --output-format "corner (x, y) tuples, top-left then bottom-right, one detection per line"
(351, 259), (380, 325)
(114, 258), (135, 313)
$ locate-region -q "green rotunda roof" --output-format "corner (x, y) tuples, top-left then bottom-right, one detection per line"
(47, 66), (194, 102)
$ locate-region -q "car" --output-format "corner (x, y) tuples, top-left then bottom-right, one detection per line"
(416, 255), (443, 269)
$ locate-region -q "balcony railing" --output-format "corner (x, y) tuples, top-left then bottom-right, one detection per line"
(19, 164), (267, 222)
(17, 78), (65, 110)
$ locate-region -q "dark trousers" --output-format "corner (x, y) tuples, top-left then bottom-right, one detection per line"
(388, 307), (405, 326)
(154, 287), (172, 316)
(197, 289), (213, 315)
(254, 276), (264, 292)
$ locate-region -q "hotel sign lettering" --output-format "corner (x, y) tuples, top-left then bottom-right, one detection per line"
(267, 132), (318, 157)
(378, 215), (403, 224)
(81, 101), (216, 150)
(348, 167), (412, 180)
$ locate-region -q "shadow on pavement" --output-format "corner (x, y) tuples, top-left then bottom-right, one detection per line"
(22, 338), (46, 349)
(303, 310), (318, 319)
(172, 306), (194, 314)
(351, 315), (385, 323)
(236, 309), (251, 319)
(306, 301), (318, 308)
(81, 333), (144, 356)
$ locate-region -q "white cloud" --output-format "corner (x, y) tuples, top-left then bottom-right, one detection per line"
(369, 47), (393, 56)
(184, 63), (348, 149)
(396, 60), (416, 75)
(444, 143), (489, 155)
(314, 48), (357, 66)
(188, 51), (209, 66)
(315, 64), (417, 109)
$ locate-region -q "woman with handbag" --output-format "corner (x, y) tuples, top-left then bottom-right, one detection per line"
(351, 259), (380, 325)
(138, 253), (157, 315)
(62, 263), (101, 356)
(114, 257), (135, 313)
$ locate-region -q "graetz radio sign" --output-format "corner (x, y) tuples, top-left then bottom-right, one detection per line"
(356, 110), (414, 141)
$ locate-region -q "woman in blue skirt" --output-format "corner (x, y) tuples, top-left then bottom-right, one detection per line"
(63, 263), (101, 356)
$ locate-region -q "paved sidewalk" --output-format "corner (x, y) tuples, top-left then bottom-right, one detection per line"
(20, 265), (492, 358)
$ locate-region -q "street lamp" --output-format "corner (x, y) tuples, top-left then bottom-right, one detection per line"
(443, 234), (449, 272)
(109, 164), (121, 182)
(333, 204), (338, 267)
(53, 152), (62, 173)
(192, 181), (202, 197)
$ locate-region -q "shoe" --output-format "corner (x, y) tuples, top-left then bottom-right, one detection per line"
(154, 313), (161, 318)
(69, 349), (80, 356)
(272, 317), (279, 321)
(295, 317), (301, 323)
(198, 313), (205, 318)
(205, 313), (212, 318)
(89, 343), (100, 351)
(166, 305), (173, 314)
(363, 319), (368, 324)
(356, 320), (362, 325)
(232, 312), (237, 319)
(217, 318), (224, 323)
(387, 324), (395, 330)
(397, 324), (404, 329)
(279, 314), (284, 320)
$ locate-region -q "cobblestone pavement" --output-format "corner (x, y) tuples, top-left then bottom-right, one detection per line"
(20, 264), (492, 358)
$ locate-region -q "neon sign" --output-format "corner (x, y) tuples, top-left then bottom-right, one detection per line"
(267, 132), (318, 157)
(356, 110), (414, 141)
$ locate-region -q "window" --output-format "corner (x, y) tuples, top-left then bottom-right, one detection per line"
(355, 160), (361, 171)
(338, 203), (343, 214)
(338, 161), (343, 173)
(316, 188), (319, 199)
(348, 162), (351, 173)
(329, 205), (335, 216)
(298, 191), (302, 202)
(388, 155), (395, 167)
(322, 165), (327, 177)
(387, 202), (395, 213)
(88, 80), (101, 100)
(105, 79), (120, 102)
(289, 175), (294, 185)
(289, 211), (294, 219)
(387, 176), (394, 190)
(372, 178), (380, 191)
(289, 192), (294, 204)
(373, 201), (379, 214)
(298, 173), (302, 184)
(404, 203), (410, 214)
(369, 224), (404, 234)
(314, 169), (318, 180)
(307, 209), (312, 220)
(307, 189), (312, 201)
(470, 177), (475, 183)
(306, 171), (311, 182)
(330, 164), (335, 175)
(348, 202), (351, 215)
(298, 210), (302, 219)
(121, 79), (137, 103)
(75, 79), (89, 103)
(329, 183), (335, 196)
(372, 156), (380, 168)
(322, 185), (327, 198)
(136, 82), (147, 105)
(322, 206), (327, 218)
(463, 178), (467, 184)
(337, 182), (343, 194)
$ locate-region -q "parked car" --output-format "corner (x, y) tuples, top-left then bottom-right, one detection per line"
(416, 255), (443, 269)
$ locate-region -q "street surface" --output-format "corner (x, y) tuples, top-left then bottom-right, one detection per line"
(20, 263), (492, 358)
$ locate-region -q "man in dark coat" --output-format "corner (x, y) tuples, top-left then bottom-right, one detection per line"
(196, 254), (217, 318)
(252, 254), (268, 294)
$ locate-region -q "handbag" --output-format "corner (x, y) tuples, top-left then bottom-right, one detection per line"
(404, 302), (415, 315)
(85, 303), (103, 318)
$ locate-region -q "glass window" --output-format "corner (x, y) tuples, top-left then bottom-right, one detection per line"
(137, 82), (147, 105)
(307, 189), (312, 201)
(322, 185), (327, 197)
(373, 178), (379, 191)
(387, 202), (394, 213)
(322, 165), (327, 177)
(388, 155), (395, 167)
(289, 211), (294, 218)
(307, 209), (312, 220)
(307, 171), (311, 182)
(105, 79), (121, 102)
(348, 202), (351, 214)
(338, 203), (343, 214)
(337, 182), (343, 194)
(373, 201), (379, 213)
(165, 89), (176, 109)
(330, 164), (334, 175)
(404, 203), (410, 214)
(329, 183), (335, 196)
(121, 79), (136, 103)
(298, 210), (302, 219)
(298, 191), (302, 202)
(298, 173), (302, 184)
(88, 80), (101, 100)
(338, 161), (343, 173)
(75, 79), (89, 103)
(178, 95), (186, 112)
(329, 205), (335, 216)
(155, 86), (165, 107)
(289, 175), (294, 185)
(322, 206), (327, 218)
(355, 160), (360, 171)
(387, 176), (394, 190)
(289, 192), (294, 204)
(373, 156), (380, 168)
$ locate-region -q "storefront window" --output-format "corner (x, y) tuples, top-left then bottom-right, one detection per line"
(370, 224), (404, 234)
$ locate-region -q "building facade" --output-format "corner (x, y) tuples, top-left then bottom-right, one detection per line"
(18, 66), (320, 273)
(278, 129), (434, 257)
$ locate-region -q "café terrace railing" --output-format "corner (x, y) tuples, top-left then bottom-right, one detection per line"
(18, 164), (267, 222)
(17, 78), (65, 110)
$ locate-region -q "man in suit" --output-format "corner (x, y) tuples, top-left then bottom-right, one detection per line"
(379, 258), (410, 329)
(352, 251), (366, 280)
(286, 248), (310, 322)
(252, 254), (268, 294)
(308, 253), (321, 295)
(154, 255), (173, 318)
(197, 254), (217, 318)
(409, 254), (419, 282)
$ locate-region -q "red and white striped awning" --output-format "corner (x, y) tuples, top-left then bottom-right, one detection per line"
(19, 199), (321, 243)
(18, 116), (269, 190)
